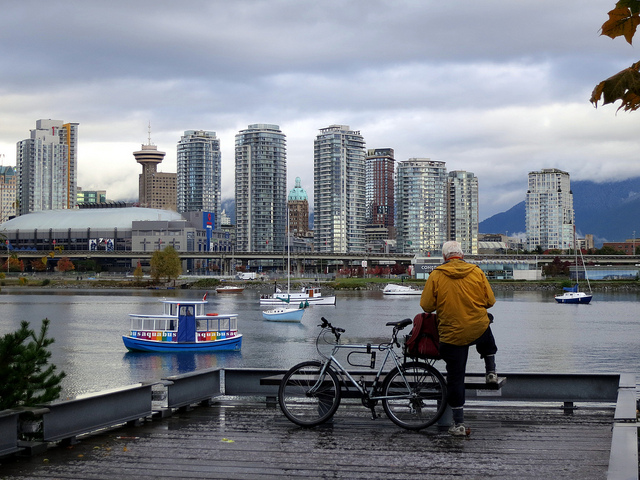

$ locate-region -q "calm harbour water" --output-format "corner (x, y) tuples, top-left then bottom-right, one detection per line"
(0, 287), (638, 398)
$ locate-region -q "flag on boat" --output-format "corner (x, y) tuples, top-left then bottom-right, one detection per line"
(203, 292), (208, 301)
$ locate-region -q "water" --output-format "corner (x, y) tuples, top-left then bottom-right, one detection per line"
(0, 287), (638, 398)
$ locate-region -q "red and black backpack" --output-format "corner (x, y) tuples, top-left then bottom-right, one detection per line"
(403, 312), (440, 360)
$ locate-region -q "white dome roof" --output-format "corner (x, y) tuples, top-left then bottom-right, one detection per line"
(0, 207), (184, 231)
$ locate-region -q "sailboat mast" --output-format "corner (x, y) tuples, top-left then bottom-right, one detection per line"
(287, 207), (290, 295)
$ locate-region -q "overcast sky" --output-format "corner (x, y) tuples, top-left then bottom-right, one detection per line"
(1, 1), (638, 221)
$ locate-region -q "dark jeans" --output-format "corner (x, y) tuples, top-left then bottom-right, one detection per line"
(439, 326), (498, 409)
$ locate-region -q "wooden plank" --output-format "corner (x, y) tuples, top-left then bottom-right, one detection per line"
(0, 399), (612, 480)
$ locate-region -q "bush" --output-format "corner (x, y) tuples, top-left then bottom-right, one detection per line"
(191, 278), (221, 288)
(0, 319), (65, 410)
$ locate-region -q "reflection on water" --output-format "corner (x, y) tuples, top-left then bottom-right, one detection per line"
(0, 287), (638, 398)
(122, 350), (241, 375)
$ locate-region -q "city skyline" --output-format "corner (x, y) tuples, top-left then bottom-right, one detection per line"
(2, 2), (639, 222)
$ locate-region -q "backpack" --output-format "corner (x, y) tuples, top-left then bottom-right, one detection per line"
(403, 312), (440, 360)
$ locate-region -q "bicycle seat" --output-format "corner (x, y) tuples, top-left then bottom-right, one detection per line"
(386, 318), (413, 329)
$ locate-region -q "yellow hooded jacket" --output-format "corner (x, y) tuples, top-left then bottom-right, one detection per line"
(420, 259), (495, 346)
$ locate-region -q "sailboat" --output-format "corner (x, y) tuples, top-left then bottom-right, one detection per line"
(555, 227), (593, 304)
(262, 210), (307, 322)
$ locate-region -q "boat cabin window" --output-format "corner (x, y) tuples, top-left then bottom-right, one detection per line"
(130, 317), (176, 331)
(195, 316), (237, 332)
(180, 306), (194, 316)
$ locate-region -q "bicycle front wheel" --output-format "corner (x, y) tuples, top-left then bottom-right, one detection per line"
(381, 362), (447, 430)
(278, 360), (341, 427)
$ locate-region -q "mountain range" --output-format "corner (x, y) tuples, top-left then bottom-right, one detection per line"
(479, 177), (640, 247)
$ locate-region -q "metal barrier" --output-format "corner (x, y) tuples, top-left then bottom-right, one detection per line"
(163, 368), (222, 409)
(223, 367), (284, 396)
(607, 373), (638, 480)
(0, 409), (21, 457)
(41, 383), (153, 443)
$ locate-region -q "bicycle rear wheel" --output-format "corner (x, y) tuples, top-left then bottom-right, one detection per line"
(381, 361), (447, 430)
(278, 360), (341, 427)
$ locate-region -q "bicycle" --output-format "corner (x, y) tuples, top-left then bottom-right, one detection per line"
(278, 316), (447, 430)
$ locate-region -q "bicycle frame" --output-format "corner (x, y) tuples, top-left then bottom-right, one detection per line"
(312, 341), (411, 401)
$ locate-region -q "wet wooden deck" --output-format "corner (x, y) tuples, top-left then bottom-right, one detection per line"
(0, 398), (614, 479)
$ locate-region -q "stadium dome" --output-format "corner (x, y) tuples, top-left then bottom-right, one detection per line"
(0, 207), (184, 231)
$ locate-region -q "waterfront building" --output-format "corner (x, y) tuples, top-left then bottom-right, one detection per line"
(447, 170), (478, 255)
(177, 130), (221, 228)
(0, 207), (233, 272)
(16, 119), (78, 215)
(235, 124), (287, 252)
(313, 125), (366, 253)
(77, 188), (106, 206)
(603, 239), (638, 255)
(287, 177), (310, 237)
(0, 166), (17, 223)
(134, 143), (177, 211)
(525, 168), (574, 252)
(365, 148), (395, 236)
(395, 158), (447, 255)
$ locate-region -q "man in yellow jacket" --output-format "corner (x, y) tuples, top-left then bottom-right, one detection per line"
(420, 241), (497, 436)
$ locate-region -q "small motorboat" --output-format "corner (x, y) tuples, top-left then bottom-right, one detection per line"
(122, 299), (242, 352)
(382, 283), (422, 296)
(262, 306), (305, 322)
(216, 285), (245, 294)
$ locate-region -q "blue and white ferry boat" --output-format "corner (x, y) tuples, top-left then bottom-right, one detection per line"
(122, 299), (242, 352)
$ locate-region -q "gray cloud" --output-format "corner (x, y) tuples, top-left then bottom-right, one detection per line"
(1, 0), (638, 221)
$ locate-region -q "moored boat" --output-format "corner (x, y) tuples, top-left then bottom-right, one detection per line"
(216, 285), (245, 294)
(259, 286), (336, 306)
(122, 299), (242, 352)
(554, 226), (593, 305)
(554, 288), (592, 304)
(382, 283), (422, 296)
(262, 306), (305, 322)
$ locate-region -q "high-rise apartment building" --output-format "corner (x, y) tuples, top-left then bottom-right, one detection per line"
(235, 124), (287, 252)
(395, 158), (447, 255)
(526, 168), (574, 251)
(16, 119), (78, 215)
(134, 143), (177, 211)
(177, 130), (221, 227)
(0, 166), (17, 223)
(288, 177), (310, 237)
(447, 171), (478, 255)
(365, 148), (395, 235)
(313, 125), (366, 253)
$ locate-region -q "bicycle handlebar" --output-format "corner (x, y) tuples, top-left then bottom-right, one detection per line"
(319, 316), (344, 341)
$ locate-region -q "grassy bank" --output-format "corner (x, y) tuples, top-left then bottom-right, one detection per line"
(0, 275), (638, 292)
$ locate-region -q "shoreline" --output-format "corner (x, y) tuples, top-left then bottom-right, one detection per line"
(0, 276), (639, 292)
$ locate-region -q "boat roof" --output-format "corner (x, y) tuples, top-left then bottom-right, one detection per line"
(161, 300), (208, 304)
